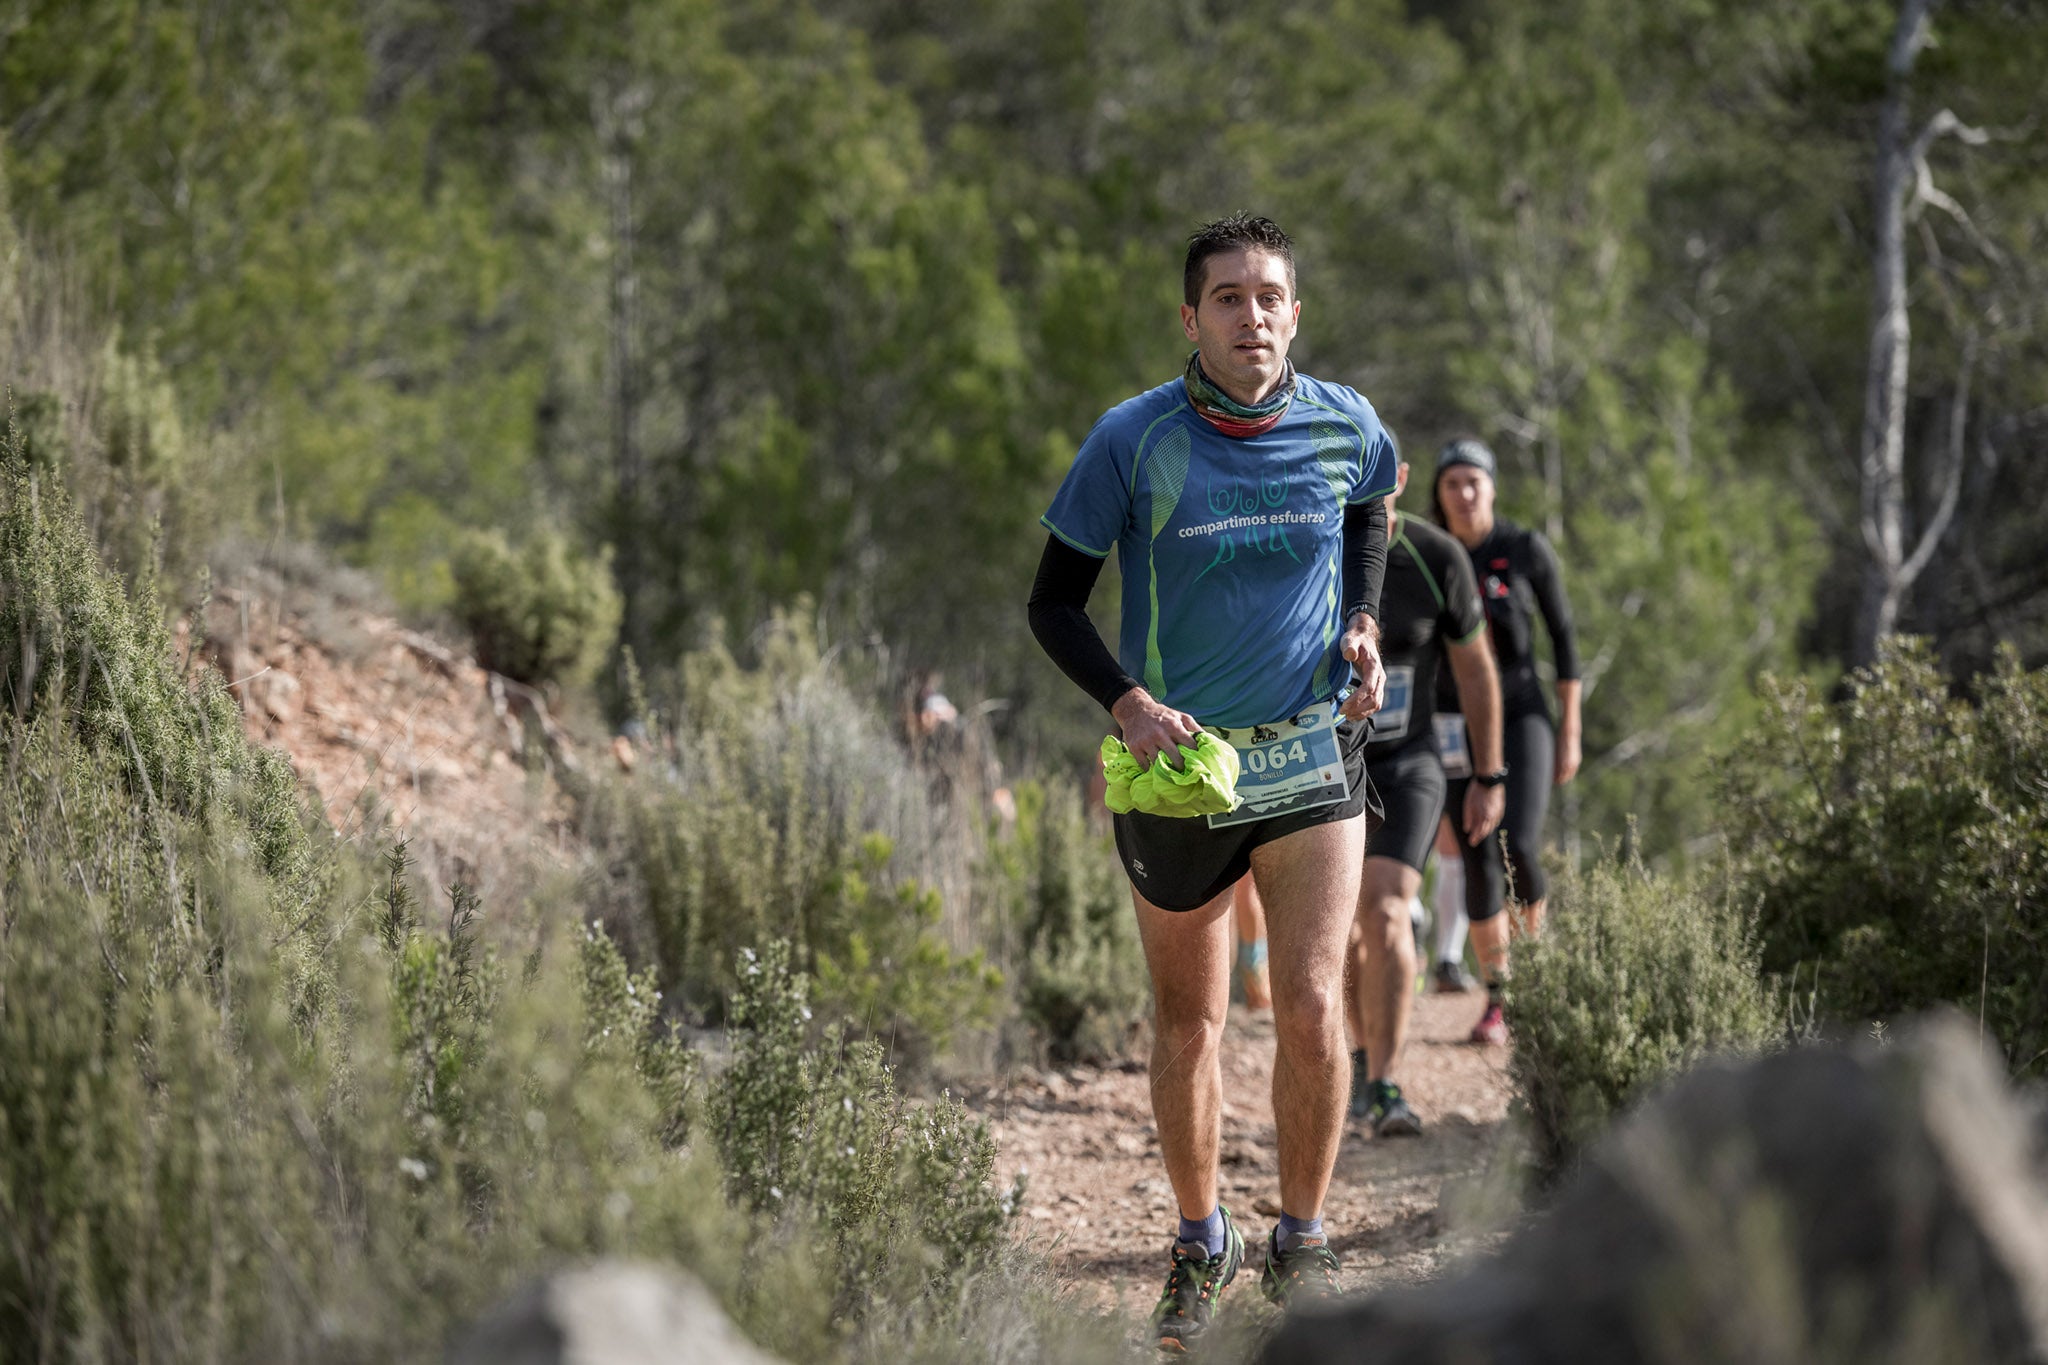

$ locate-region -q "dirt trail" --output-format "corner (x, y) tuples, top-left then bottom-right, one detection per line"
(968, 991), (1514, 1315)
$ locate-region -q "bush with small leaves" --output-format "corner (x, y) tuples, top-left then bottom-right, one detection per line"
(448, 525), (621, 687)
(985, 780), (1148, 1062)
(581, 611), (1002, 1047)
(1720, 639), (2048, 1078)
(582, 919), (700, 1147)
(1508, 856), (1778, 1178)
(812, 833), (1004, 1057)
(715, 941), (1021, 1331)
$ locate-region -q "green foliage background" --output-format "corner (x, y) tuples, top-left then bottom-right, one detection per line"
(8, 0), (2044, 868)
(4, 3), (2048, 1355)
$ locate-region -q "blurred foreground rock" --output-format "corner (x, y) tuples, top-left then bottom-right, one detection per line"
(446, 1261), (786, 1365)
(1265, 1015), (2048, 1364)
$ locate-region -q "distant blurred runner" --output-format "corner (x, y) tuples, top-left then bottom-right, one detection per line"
(1027, 214), (1396, 1350)
(1428, 829), (1477, 993)
(1232, 876), (1273, 1013)
(1343, 457), (1503, 1136)
(1430, 438), (1582, 1046)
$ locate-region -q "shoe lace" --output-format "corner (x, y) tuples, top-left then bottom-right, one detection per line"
(1156, 1246), (1208, 1318)
(1274, 1239), (1340, 1294)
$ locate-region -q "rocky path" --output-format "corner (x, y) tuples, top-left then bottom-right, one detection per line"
(969, 991), (1515, 1319)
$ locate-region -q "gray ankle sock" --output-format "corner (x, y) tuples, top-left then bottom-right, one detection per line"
(1176, 1206), (1226, 1258)
(1275, 1211), (1324, 1252)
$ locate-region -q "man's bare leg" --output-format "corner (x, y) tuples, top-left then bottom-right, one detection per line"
(1131, 884), (1236, 1224)
(1250, 814), (1366, 1222)
(1349, 856), (1422, 1082)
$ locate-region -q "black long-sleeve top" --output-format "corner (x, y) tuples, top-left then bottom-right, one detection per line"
(1436, 516), (1580, 723)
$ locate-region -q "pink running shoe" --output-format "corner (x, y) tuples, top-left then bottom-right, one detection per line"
(1468, 1002), (1508, 1046)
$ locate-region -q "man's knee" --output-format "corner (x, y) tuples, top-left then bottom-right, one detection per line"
(1357, 861), (1419, 938)
(1270, 972), (1344, 1050)
(1153, 1001), (1225, 1067)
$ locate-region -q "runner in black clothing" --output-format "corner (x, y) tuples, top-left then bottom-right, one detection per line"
(1430, 437), (1582, 1045)
(1344, 458), (1504, 1134)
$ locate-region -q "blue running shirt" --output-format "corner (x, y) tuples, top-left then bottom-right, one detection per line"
(1042, 374), (1399, 729)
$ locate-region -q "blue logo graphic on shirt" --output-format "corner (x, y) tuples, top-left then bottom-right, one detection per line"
(1191, 475), (1305, 579)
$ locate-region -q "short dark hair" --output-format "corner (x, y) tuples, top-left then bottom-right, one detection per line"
(1184, 214), (1296, 307)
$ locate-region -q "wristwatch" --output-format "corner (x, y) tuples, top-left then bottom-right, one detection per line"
(1475, 767), (1510, 788)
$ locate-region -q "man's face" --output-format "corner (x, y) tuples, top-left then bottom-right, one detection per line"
(1179, 247), (1299, 404)
(1436, 465), (1495, 533)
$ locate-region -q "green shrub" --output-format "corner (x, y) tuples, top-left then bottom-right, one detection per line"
(1719, 639), (2048, 1077)
(582, 611), (1002, 1048)
(448, 525), (621, 687)
(1, 409), (325, 1009)
(980, 779), (1148, 1062)
(812, 833), (1005, 1057)
(714, 940), (1020, 1336)
(1508, 856), (1778, 1177)
(581, 917), (701, 1147)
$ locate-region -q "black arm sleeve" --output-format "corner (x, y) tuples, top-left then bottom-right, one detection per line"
(1027, 535), (1142, 714)
(1341, 497), (1389, 626)
(1528, 532), (1581, 682)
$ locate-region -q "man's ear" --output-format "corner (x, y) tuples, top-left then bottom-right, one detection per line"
(1180, 303), (1199, 343)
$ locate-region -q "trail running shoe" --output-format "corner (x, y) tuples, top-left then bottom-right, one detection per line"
(1348, 1052), (1373, 1121)
(1469, 1001), (1508, 1046)
(1432, 959), (1479, 994)
(1260, 1228), (1342, 1309)
(1152, 1206), (1244, 1353)
(1367, 1080), (1423, 1137)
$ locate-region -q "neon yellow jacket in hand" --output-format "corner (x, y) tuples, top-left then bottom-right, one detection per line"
(1099, 732), (1242, 818)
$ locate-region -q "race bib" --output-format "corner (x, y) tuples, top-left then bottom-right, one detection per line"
(1433, 713), (1471, 779)
(1375, 665), (1415, 743)
(1204, 705), (1351, 829)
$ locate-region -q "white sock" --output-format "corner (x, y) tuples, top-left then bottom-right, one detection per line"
(1433, 859), (1469, 965)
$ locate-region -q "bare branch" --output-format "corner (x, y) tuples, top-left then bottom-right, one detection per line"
(1908, 109), (2003, 264)
(1899, 330), (1976, 585)
(1911, 108), (1991, 161)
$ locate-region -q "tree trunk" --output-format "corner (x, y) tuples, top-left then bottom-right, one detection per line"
(1851, 0), (1932, 667)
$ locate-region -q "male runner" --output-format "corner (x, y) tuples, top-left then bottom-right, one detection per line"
(1027, 214), (1396, 1351)
(1343, 459), (1503, 1137)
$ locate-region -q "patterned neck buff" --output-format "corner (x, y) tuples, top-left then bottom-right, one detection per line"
(1183, 351), (1297, 438)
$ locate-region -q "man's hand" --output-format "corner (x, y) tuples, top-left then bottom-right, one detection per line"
(1110, 687), (1201, 772)
(1554, 726), (1582, 786)
(1463, 781), (1505, 847)
(1337, 613), (1385, 723)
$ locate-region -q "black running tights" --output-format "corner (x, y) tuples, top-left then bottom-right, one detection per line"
(1445, 711), (1553, 924)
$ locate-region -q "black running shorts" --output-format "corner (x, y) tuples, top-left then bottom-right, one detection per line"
(1112, 717), (1378, 912)
(1364, 741), (1446, 874)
